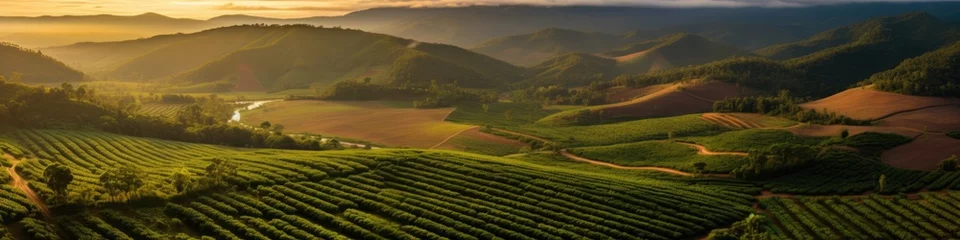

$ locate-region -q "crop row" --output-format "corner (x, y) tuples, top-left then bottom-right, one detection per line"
(762, 194), (960, 239)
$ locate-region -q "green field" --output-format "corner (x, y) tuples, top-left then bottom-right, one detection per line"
(680, 129), (827, 152)
(568, 141), (747, 173)
(0, 129), (757, 239)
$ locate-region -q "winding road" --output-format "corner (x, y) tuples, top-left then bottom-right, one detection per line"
(3, 154), (50, 219)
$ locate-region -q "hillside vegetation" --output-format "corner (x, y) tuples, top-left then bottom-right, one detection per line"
(865, 41), (960, 97)
(0, 43), (85, 83)
(44, 25), (521, 90)
(471, 28), (631, 66)
(522, 34), (750, 87)
(758, 12), (960, 94)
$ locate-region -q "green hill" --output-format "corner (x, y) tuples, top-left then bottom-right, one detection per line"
(605, 33), (754, 74)
(471, 28), (632, 66)
(521, 34), (750, 87)
(757, 12), (960, 93)
(44, 25), (521, 90)
(864, 41), (960, 97)
(0, 43), (85, 83)
(522, 53), (619, 86)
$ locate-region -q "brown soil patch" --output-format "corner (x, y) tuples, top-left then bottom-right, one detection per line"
(242, 100), (474, 148)
(876, 105), (960, 133)
(675, 142), (749, 156)
(800, 88), (960, 120)
(605, 84), (671, 103)
(882, 135), (960, 170)
(593, 81), (761, 120)
(433, 128), (529, 152)
(787, 124), (923, 138)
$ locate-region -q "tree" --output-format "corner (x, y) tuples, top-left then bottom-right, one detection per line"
(878, 174), (887, 192)
(840, 129), (849, 139)
(363, 77), (372, 84)
(668, 131), (675, 140)
(271, 124), (285, 134)
(693, 162), (707, 176)
(170, 168), (195, 193)
(937, 155), (959, 172)
(100, 167), (145, 198)
(259, 121), (272, 129)
(42, 163), (73, 196)
(504, 110), (513, 120)
(482, 104), (490, 113)
(204, 158), (238, 186)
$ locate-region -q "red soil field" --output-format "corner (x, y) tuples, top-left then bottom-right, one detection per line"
(800, 87), (960, 120)
(882, 135), (960, 170)
(595, 80), (761, 120)
(876, 105), (960, 133)
(233, 64), (267, 91)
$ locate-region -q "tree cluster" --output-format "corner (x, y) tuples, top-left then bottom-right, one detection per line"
(731, 143), (822, 180)
(713, 90), (866, 125)
(510, 85), (607, 106)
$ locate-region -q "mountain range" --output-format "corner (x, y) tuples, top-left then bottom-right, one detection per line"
(4, 2), (960, 49)
(42, 25), (519, 90)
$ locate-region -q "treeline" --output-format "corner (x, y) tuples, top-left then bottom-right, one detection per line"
(0, 82), (336, 151)
(864, 41), (960, 97)
(713, 91), (866, 124)
(510, 85), (607, 106)
(731, 143), (822, 180)
(300, 79), (497, 108)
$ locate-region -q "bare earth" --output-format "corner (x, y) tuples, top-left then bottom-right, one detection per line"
(432, 128), (529, 152)
(800, 87), (960, 120)
(875, 105), (960, 133)
(586, 80), (761, 120)
(882, 135), (960, 170)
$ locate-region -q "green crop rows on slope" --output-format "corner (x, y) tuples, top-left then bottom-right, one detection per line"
(761, 193), (960, 240)
(1, 129), (757, 239)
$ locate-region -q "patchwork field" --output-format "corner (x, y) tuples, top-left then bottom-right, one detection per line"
(432, 128), (530, 156)
(242, 100), (475, 148)
(800, 87), (960, 120)
(0, 128), (758, 240)
(539, 81), (761, 125)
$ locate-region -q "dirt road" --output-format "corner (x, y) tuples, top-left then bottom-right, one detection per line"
(3, 154), (51, 219)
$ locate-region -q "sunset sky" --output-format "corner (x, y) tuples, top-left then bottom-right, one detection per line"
(0, 0), (945, 19)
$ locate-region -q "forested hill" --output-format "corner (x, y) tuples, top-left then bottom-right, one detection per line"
(0, 43), (85, 83)
(521, 34), (750, 87)
(471, 28), (638, 66)
(44, 25), (521, 90)
(756, 12), (960, 94)
(864, 41), (960, 97)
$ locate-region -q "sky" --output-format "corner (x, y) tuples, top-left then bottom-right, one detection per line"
(0, 0), (947, 19)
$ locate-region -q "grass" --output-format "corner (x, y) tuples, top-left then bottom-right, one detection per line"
(446, 102), (560, 128)
(680, 129), (826, 152)
(946, 130), (960, 140)
(510, 114), (728, 147)
(242, 100), (474, 148)
(568, 141), (747, 173)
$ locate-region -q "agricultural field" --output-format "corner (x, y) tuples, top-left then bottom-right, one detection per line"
(432, 128), (530, 156)
(241, 100), (476, 148)
(680, 129), (826, 152)
(760, 194), (960, 239)
(0, 129), (758, 240)
(568, 141), (747, 173)
(137, 103), (185, 118)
